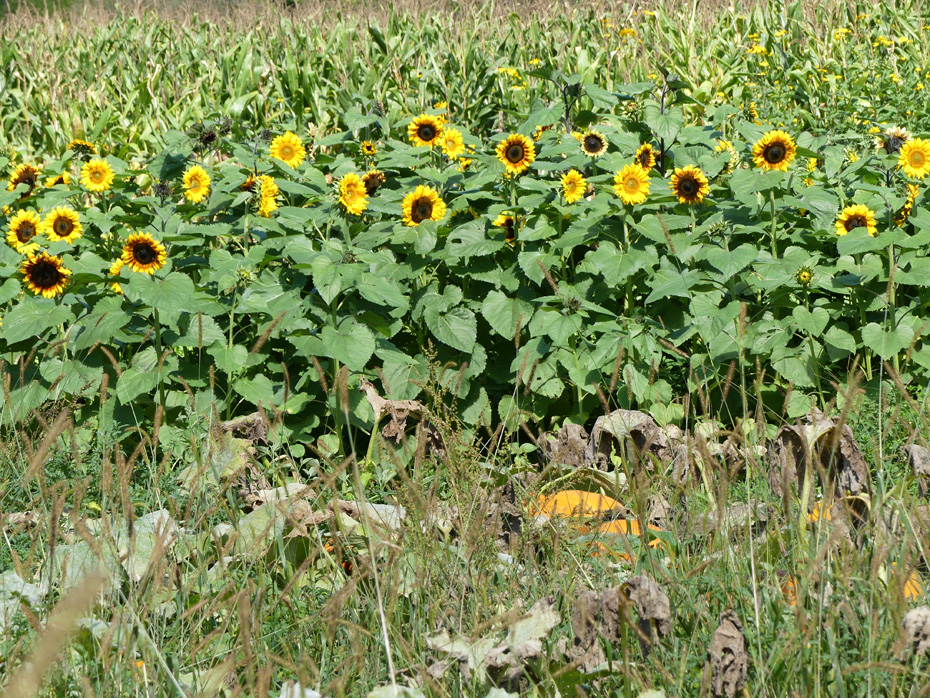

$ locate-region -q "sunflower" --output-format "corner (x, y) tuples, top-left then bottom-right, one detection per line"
(269, 131), (306, 168)
(182, 165), (211, 203)
(493, 212), (517, 247)
(407, 114), (444, 147)
(67, 139), (97, 156)
(835, 204), (878, 236)
(496, 134), (536, 176)
(7, 164), (41, 197)
(896, 183), (920, 226)
(257, 175), (279, 217)
(81, 158), (114, 192)
(439, 127), (465, 158)
(108, 258), (124, 294)
(362, 141), (377, 156)
(122, 232), (167, 274)
(42, 207), (83, 244)
(362, 169), (385, 196)
(635, 143), (657, 169)
(6, 210), (42, 254)
(561, 169), (587, 204)
(613, 164), (651, 205)
(752, 130), (797, 172)
(240, 175), (258, 192)
(21, 251), (71, 298)
(401, 185), (446, 226)
(796, 267), (813, 285)
(899, 138), (930, 179)
(714, 139), (733, 153)
(533, 124), (555, 141)
(874, 125), (911, 154)
(669, 165), (710, 204)
(581, 130), (608, 157)
(338, 173), (368, 216)
(44, 172), (71, 187)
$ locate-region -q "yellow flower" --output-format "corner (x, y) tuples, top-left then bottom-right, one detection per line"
(835, 204), (877, 236)
(796, 267), (813, 285)
(7, 163), (41, 197)
(619, 28), (637, 38)
(362, 141), (377, 156)
(44, 172), (71, 187)
(613, 164), (650, 206)
(182, 165), (211, 203)
(67, 139), (97, 155)
(42, 207), (83, 244)
(561, 169), (587, 204)
(439, 127), (465, 158)
(833, 28), (852, 40)
(257, 175), (279, 217)
(21, 251), (71, 298)
(494, 212), (517, 247)
(669, 165), (710, 204)
(635, 143), (657, 169)
(401, 185), (445, 226)
(807, 158), (818, 172)
(496, 134), (536, 176)
(896, 183), (920, 226)
(899, 139), (930, 179)
(269, 131), (306, 168)
(6, 210), (42, 254)
(362, 170), (385, 196)
(580, 130), (608, 157)
(81, 158), (114, 192)
(338, 172), (368, 216)
(407, 114), (444, 147)
(108, 258), (124, 294)
(752, 130), (796, 172)
(747, 45), (767, 55)
(122, 233), (167, 274)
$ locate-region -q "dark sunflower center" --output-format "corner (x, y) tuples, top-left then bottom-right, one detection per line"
(584, 135), (603, 153)
(885, 136), (904, 154)
(14, 173), (37, 195)
(763, 143), (786, 164)
(845, 215), (866, 231)
(679, 177), (698, 196)
(638, 153), (650, 167)
(201, 130), (217, 145)
(17, 222), (36, 243)
(412, 197), (433, 223)
(364, 176), (383, 196)
(54, 217), (73, 237)
(505, 144), (525, 164)
(133, 243), (157, 264)
(417, 124), (436, 142)
(31, 261), (60, 288)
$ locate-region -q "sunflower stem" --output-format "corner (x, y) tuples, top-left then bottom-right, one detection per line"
(769, 188), (779, 259)
(152, 307), (167, 412)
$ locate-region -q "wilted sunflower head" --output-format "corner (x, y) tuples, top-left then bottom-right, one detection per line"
(669, 165), (710, 204)
(199, 129), (218, 148)
(338, 172), (369, 216)
(21, 251), (71, 298)
(581, 130), (608, 157)
(835, 204), (878, 237)
(122, 232), (167, 274)
(7, 164), (41, 197)
(613, 163), (651, 206)
(6, 210), (42, 254)
(874, 125), (911, 154)
(635, 143), (657, 169)
(496, 133), (536, 176)
(401, 184), (446, 226)
(796, 267), (814, 285)
(561, 169), (587, 204)
(269, 131), (306, 168)
(153, 180), (172, 198)
(42, 207), (83, 244)
(752, 130), (797, 171)
(362, 169), (385, 196)
(407, 114), (444, 147)
(899, 138), (930, 179)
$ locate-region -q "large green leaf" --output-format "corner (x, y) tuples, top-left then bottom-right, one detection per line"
(481, 290), (534, 339)
(424, 305), (477, 353)
(124, 272), (196, 313)
(1, 298), (74, 344)
(321, 320), (375, 371)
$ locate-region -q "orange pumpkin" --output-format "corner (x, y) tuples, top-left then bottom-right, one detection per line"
(532, 489), (623, 518)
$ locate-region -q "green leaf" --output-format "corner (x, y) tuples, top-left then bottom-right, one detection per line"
(321, 320), (375, 371)
(1, 299), (74, 344)
(792, 306), (829, 337)
(703, 244), (757, 278)
(424, 305), (477, 353)
(208, 344), (249, 374)
(124, 273), (196, 314)
(481, 290), (534, 339)
(824, 326), (857, 359)
(116, 347), (160, 403)
(861, 323), (913, 360)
